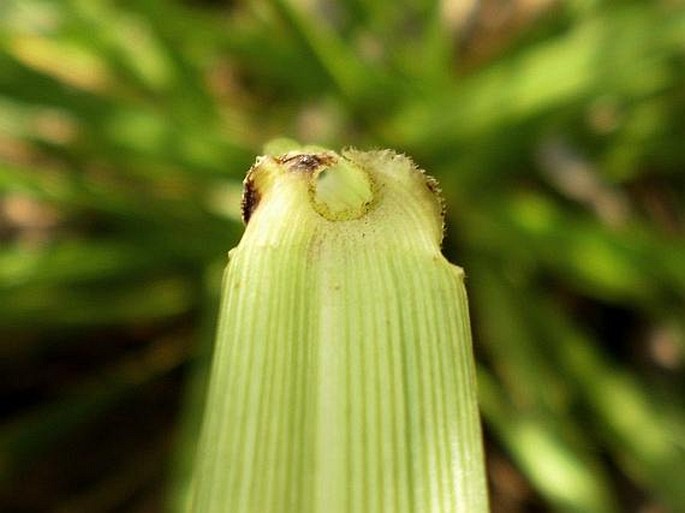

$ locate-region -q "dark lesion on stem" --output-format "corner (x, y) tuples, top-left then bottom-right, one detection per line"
(241, 173), (260, 225)
(277, 153), (335, 172)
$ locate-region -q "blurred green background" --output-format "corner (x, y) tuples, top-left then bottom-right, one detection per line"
(1, 0), (684, 512)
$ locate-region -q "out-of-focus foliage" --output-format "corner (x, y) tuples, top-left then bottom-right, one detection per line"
(1, 0), (684, 512)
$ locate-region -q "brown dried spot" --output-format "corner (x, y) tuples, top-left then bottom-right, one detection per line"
(424, 174), (446, 212)
(424, 174), (440, 195)
(278, 153), (335, 172)
(421, 172), (446, 241)
(241, 173), (260, 224)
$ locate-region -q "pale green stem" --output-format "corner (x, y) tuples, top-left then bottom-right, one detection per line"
(189, 146), (489, 513)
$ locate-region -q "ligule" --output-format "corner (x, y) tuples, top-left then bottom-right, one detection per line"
(190, 146), (489, 513)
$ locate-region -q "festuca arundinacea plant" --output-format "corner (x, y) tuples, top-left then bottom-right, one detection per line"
(189, 142), (489, 513)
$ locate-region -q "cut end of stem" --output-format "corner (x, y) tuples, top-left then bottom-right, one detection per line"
(241, 145), (445, 249)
